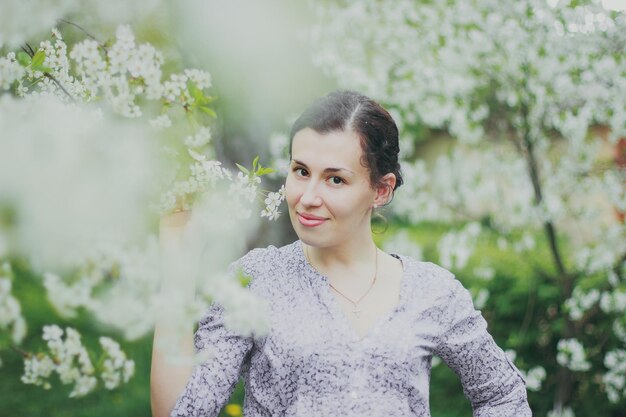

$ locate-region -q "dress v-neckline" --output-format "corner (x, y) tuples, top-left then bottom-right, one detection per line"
(298, 241), (410, 343)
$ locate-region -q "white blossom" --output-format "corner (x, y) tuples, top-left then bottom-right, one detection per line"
(438, 222), (482, 270)
(0, 262), (27, 347)
(0, 52), (25, 90)
(603, 349), (626, 403)
(184, 69), (212, 90)
(0, 95), (162, 272)
(565, 287), (601, 321)
(557, 338), (591, 372)
(184, 127), (212, 148)
(99, 337), (135, 389)
(260, 185), (285, 221)
(521, 366), (547, 392)
(600, 289), (626, 314)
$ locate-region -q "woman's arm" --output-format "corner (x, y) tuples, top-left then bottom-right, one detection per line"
(151, 210), (257, 417)
(151, 210), (196, 417)
(434, 278), (532, 417)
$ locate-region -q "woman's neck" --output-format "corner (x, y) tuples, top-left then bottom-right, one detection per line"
(305, 234), (378, 271)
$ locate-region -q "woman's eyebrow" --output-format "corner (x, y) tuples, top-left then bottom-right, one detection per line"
(291, 159), (355, 174)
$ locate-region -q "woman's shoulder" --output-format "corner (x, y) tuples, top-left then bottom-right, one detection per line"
(235, 240), (299, 268)
(393, 253), (466, 299)
(230, 240), (302, 286)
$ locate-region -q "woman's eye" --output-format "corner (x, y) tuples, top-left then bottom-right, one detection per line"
(329, 176), (344, 185)
(293, 167), (307, 176)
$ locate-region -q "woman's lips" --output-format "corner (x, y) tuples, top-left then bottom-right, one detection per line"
(297, 213), (327, 227)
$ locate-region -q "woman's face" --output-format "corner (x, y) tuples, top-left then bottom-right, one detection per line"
(285, 127), (390, 249)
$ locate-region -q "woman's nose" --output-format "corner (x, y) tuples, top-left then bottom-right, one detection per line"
(300, 181), (322, 207)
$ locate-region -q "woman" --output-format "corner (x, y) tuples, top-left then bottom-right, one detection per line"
(151, 91), (532, 416)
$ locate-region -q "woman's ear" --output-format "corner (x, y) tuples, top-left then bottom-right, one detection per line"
(373, 173), (396, 207)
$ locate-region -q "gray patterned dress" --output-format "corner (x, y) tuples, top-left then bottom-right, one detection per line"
(169, 240), (532, 416)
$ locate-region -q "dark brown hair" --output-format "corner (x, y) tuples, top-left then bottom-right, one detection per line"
(289, 90), (403, 193)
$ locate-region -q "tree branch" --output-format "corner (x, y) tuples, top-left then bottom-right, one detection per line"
(11, 345), (30, 358)
(57, 19), (107, 50)
(519, 101), (568, 282)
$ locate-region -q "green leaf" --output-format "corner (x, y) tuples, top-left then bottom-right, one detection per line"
(36, 65), (53, 73)
(31, 50), (46, 69)
(236, 269), (252, 288)
(199, 106), (217, 118)
(252, 156), (259, 172)
(17, 52), (31, 67)
(235, 163), (250, 175)
(256, 167), (276, 176)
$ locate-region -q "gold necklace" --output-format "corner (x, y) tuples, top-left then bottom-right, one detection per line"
(305, 244), (378, 318)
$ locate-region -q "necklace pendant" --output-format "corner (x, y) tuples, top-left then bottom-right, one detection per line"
(352, 308), (361, 318)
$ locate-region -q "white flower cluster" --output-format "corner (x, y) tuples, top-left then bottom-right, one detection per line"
(600, 289), (626, 314)
(603, 349), (626, 403)
(0, 53), (25, 90)
(156, 147), (235, 214)
(99, 337), (135, 390)
(44, 236), (161, 340)
(521, 366), (547, 392)
(261, 185), (286, 221)
(556, 338), (591, 372)
(22, 325), (134, 397)
(575, 223), (626, 276)
(565, 287), (601, 321)
(600, 288), (626, 344)
(223, 172), (263, 219)
(29, 35), (85, 100)
(0, 262), (27, 367)
(437, 222), (482, 271)
(69, 24), (165, 115)
(505, 349), (546, 392)
(22, 325), (96, 397)
(184, 126), (212, 148)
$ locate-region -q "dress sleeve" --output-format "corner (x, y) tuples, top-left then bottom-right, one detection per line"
(433, 277), (532, 417)
(169, 301), (254, 417)
(169, 255), (258, 417)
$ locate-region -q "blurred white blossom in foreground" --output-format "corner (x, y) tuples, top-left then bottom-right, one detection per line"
(0, 95), (162, 272)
